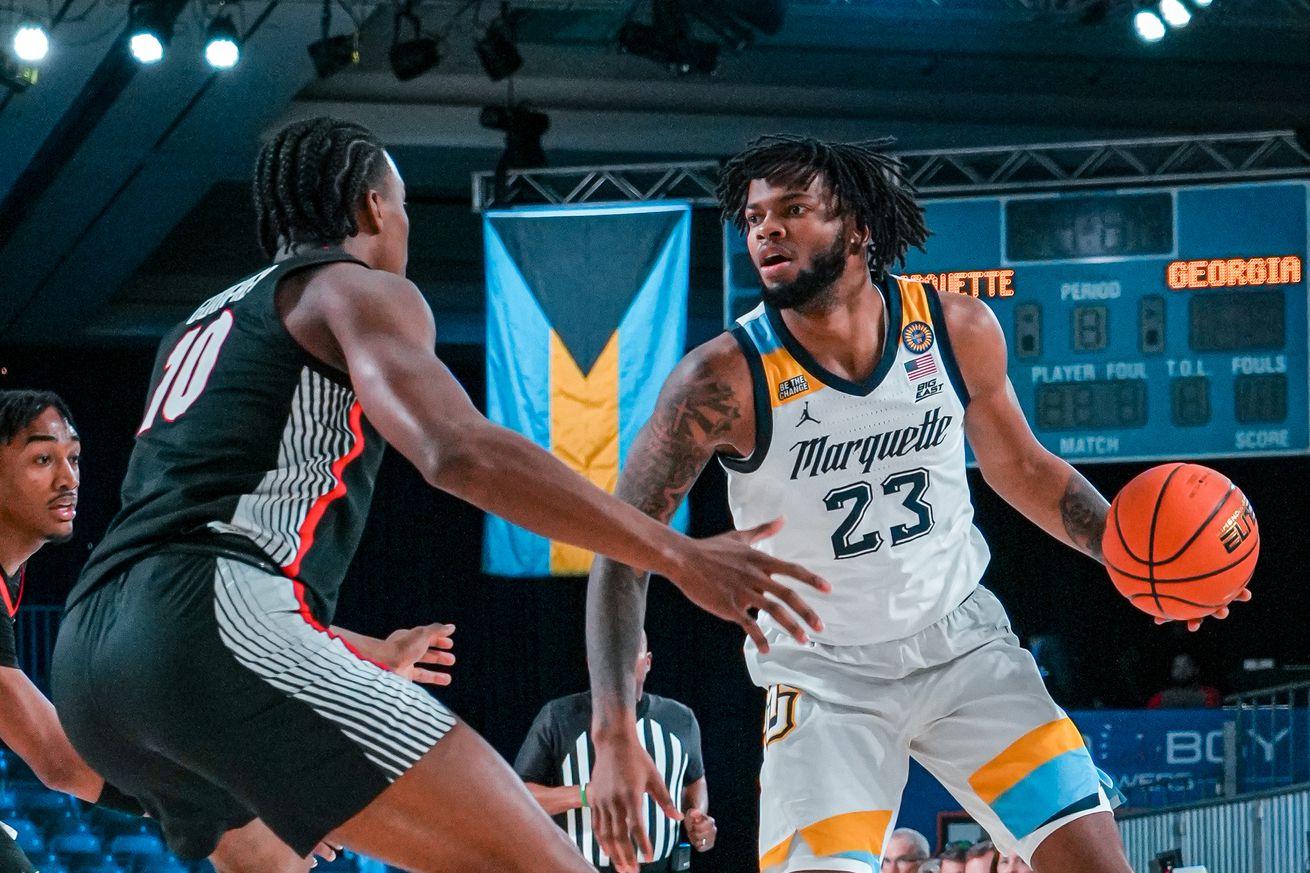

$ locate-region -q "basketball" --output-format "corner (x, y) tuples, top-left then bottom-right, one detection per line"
(1102, 463), (1259, 621)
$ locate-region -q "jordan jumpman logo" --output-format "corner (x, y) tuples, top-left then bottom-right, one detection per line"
(796, 401), (820, 427)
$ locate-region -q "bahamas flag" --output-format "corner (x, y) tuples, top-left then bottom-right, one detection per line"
(483, 202), (691, 576)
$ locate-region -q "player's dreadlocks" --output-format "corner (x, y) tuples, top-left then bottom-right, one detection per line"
(253, 117), (388, 259)
(717, 135), (930, 276)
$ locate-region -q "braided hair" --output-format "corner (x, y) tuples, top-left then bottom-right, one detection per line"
(253, 117), (389, 259)
(717, 134), (929, 275)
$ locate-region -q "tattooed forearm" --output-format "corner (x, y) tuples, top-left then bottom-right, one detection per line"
(589, 353), (747, 719)
(617, 371), (743, 523)
(1060, 472), (1110, 562)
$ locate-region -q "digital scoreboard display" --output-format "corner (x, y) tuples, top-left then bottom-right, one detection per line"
(724, 181), (1309, 463)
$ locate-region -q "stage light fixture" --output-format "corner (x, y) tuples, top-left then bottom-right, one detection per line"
(308, 33), (358, 78)
(1133, 9), (1165, 41)
(1191, 0), (1211, 6)
(481, 102), (549, 205)
(480, 103), (549, 169)
(1158, 0), (1190, 28)
(617, 20), (718, 75)
(203, 13), (240, 69)
(475, 8), (522, 81)
(0, 52), (38, 91)
(308, 0), (358, 80)
(127, 0), (172, 63)
(389, 7), (439, 81)
(12, 23), (48, 62)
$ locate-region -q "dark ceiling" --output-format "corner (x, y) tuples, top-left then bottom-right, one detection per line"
(2, 0), (1308, 345)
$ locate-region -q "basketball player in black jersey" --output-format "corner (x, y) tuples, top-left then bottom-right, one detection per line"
(50, 118), (826, 873)
(0, 391), (145, 872)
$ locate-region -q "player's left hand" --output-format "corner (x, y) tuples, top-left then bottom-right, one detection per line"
(589, 731), (682, 873)
(383, 623), (457, 684)
(683, 808), (716, 851)
(1154, 587), (1252, 632)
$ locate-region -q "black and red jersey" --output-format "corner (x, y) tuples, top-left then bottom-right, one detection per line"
(0, 564), (21, 668)
(70, 250), (385, 620)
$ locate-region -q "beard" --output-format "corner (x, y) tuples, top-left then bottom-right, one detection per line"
(759, 231), (849, 311)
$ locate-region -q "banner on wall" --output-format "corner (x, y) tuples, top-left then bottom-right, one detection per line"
(482, 202), (691, 576)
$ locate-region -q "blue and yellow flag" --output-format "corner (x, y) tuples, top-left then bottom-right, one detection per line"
(483, 202), (691, 576)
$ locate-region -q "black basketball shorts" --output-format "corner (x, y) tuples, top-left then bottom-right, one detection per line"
(52, 549), (456, 860)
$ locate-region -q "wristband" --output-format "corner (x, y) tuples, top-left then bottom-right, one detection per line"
(95, 782), (146, 816)
(580, 783), (588, 808)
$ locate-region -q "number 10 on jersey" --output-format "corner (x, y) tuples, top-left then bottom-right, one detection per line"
(138, 310), (235, 434)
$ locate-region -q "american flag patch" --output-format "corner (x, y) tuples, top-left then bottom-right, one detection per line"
(904, 354), (937, 381)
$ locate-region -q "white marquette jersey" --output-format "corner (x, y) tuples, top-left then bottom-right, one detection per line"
(722, 276), (990, 645)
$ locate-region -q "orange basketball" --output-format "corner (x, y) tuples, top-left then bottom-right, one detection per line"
(1102, 463), (1259, 621)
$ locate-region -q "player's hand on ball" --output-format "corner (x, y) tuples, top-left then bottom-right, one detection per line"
(384, 623), (456, 684)
(673, 516), (829, 652)
(1153, 587), (1253, 632)
(684, 808), (716, 851)
(590, 731), (682, 873)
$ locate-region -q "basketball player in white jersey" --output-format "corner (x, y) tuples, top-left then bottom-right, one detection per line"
(583, 136), (1243, 873)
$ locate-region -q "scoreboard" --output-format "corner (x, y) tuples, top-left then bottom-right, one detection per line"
(723, 181), (1309, 463)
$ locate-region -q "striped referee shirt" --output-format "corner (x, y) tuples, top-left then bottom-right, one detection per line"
(514, 691), (704, 871)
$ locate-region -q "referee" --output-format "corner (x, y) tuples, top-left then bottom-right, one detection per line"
(515, 631), (717, 872)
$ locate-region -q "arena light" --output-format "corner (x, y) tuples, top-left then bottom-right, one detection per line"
(0, 52), (38, 91)
(1133, 9), (1166, 42)
(1191, 0), (1211, 6)
(127, 0), (172, 64)
(1158, 0), (1191, 28)
(12, 22), (49, 63)
(203, 13), (240, 69)
(475, 10), (521, 81)
(617, 20), (718, 75)
(389, 6), (439, 81)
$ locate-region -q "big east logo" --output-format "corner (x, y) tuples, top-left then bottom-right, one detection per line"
(1218, 501), (1257, 554)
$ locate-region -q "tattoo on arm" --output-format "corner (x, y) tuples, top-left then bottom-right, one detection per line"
(1060, 473), (1109, 562)
(588, 362), (744, 721)
(616, 372), (742, 522)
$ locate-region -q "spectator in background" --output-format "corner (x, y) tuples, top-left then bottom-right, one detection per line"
(920, 860), (942, 873)
(881, 827), (930, 871)
(965, 839), (998, 873)
(939, 841), (970, 873)
(998, 848), (1034, 873)
(515, 631), (715, 872)
(1147, 653), (1222, 708)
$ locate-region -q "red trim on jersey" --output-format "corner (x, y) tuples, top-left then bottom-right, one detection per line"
(283, 401), (367, 579)
(289, 579), (387, 669)
(0, 567), (21, 618)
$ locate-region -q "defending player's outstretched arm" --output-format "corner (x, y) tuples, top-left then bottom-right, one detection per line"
(284, 263), (826, 639)
(584, 337), (826, 873)
(942, 292), (1111, 561)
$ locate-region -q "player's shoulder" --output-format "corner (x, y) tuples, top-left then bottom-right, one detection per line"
(300, 261), (430, 329)
(307, 260), (419, 305)
(661, 331), (751, 402)
(933, 287), (1004, 352)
